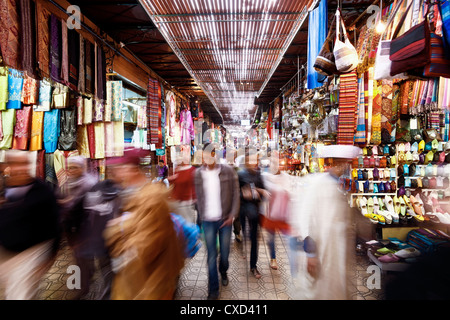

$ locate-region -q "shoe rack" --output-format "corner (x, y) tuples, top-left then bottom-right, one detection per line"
(349, 144), (398, 208)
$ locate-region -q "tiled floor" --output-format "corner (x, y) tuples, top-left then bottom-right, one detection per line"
(1, 227), (386, 300)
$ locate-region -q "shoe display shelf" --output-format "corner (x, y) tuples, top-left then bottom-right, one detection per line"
(367, 248), (410, 274)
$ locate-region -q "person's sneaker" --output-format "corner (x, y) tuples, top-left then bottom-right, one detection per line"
(250, 268), (262, 279)
(221, 273), (229, 286)
(270, 259), (278, 270)
(235, 234), (242, 243)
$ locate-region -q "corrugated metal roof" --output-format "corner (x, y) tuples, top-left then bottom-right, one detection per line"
(140, 0), (313, 124)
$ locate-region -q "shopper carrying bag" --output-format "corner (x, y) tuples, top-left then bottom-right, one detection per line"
(333, 9), (359, 73)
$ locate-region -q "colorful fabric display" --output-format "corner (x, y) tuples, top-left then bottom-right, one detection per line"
(0, 109), (16, 149)
(43, 109), (60, 153)
(29, 109), (44, 151)
(354, 76), (366, 145)
(35, 78), (52, 112)
(337, 70), (358, 145)
(0, 67), (8, 110)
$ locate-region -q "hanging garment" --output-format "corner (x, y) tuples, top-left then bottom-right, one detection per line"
(60, 20), (69, 86)
(93, 97), (104, 122)
(29, 109), (44, 151)
(371, 79), (382, 145)
(21, 75), (39, 105)
(0, 111), (3, 141)
(87, 123), (96, 159)
(77, 125), (90, 158)
(180, 108), (194, 145)
(6, 69), (24, 110)
(111, 81), (123, 121)
(0, 0), (20, 70)
(35, 78), (52, 112)
(93, 122), (105, 159)
(52, 83), (69, 108)
(390, 82), (401, 138)
(85, 41), (94, 95)
(0, 67), (8, 110)
(58, 108), (77, 151)
(307, 0), (327, 89)
(147, 77), (161, 147)
(19, 0), (36, 78)
(67, 28), (79, 91)
(83, 97), (93, 124)
(53, 149), (80, 192)
(78, 35), (85, 93)
(0, 109), (16, 149)
(36, 0), (51, 78)
(77, 95), (84, 125)
(96, 44), (106, 102)
(113, 119), (124, 157)
(381, 79), (393, 134)
(35, 150), (46, 180)
(105, 81), (112, 122)
(49, 14), (62, 83)
(43, 109), (61, 153)
(137, 101), (147, 129)
(45, 153), (58, 188)
(354, 76), (366, 145)
(337, 70), (358, 145)
(166, 91), (176, 137)
(104, 121), (115, 157)
(12, 106), (32, 150)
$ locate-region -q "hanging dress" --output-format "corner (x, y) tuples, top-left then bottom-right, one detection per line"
(6, 69), (23, 110)
(29, 109), (44, 151)
(43, 108), (60, 153)
(12, 105), (32, 150)
(0, 109), (16, 149)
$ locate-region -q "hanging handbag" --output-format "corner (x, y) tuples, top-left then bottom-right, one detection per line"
(333, 9), (359, 73)
(314, 15), (339, 76)
(422, 2), (450, 78)
(389, 0), (431, 76)
(374, 0), (408, 80)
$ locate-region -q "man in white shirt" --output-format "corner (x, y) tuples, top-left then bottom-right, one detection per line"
(194, 143), (240, 300)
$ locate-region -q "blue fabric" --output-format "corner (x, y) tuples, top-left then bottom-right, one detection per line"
(307, 0), (328, 89)
(6, 69), (23, 110)
(439, 0), (450, 58)
(43, 109), (61, 153)
(170, 213), (201, 258)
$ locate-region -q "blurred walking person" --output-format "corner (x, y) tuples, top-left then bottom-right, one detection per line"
(289, 145), (359, 300)
(103, 148), (185, 299)
(238, 149), (268, 279)
(260, 152), (291, 270)
(75, 165), (123, 300)
(168, 155), (197, 224)
(194, 143), (240, 300)
(58, 156), (97, 299)
(0, 150), (60, 299)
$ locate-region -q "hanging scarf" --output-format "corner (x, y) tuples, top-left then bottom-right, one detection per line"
(105, 81), (112, 122)
(111, 80), (123, 121)
(61, 20), (69, 86)
(78, 35), (85, 93)
(68, 28), (80, 91)
(50, 14), (62, 83)
(12, 106), (32, 150)
(381, 79), (393, 134)
(35, 78), (52, 111)
(6, 69), (23, 110)
(58, 108), (77, 151)
(354, 76), (366, 145)
(371, 77), (382, 145)
(391, 82), (401, 134)
(0, 0), (20, 70)
(43, 108), (61, 153)
(307, 0), (327, 89)
(22, 75), (39, 105)
(337, 70), (358, 145)
(0, 67), (8, 110)
(0, 109), (16, 149)
(19, 0), (36, 78)
(85, 41), (94, 94)
(29, 109), (44, 151)
(36, 0), (51, 78)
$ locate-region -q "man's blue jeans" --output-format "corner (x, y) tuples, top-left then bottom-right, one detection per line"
(202, 219), (232, 296)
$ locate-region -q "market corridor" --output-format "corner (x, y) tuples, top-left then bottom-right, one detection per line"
(8, 229), (382, 301)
